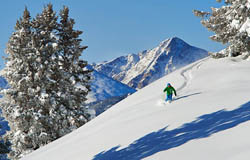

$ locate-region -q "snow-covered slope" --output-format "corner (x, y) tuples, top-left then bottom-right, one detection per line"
(93, 37), (208, 89)
(86, 66), (136, 103)
(0, 76), (10, 159)
(22, 56), (250, 160)
(86, 66), (135, 117)
(0, 76), (8, 90)
(88, 95), (128, 116)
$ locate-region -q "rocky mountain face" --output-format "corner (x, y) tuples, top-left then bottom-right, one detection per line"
(93, 37), (208, 89)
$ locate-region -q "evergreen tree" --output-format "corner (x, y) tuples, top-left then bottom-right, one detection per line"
(1, 7), (37, 159)
(193, 0), (250, 58)
(1, 4), (91, 159)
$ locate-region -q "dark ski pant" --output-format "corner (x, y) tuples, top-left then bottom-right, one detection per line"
(165, 94), (173, 102)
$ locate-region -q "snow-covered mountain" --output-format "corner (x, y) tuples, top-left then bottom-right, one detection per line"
(85, 66), (136, 117)
(87, 95), (127, 116)
(21, 56), (250, 160)
(0, 76), (10, 159)
(0, 76), (8, 90)
(93, 37), (208, 89)
(86, 66), (136, 104)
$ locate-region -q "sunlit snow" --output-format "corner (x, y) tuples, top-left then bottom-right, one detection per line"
(21, 56), (250, 160)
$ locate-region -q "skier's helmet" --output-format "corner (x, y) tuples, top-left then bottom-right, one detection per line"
(167, 83), (171, 86)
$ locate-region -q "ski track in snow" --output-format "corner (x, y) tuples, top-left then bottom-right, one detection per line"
(158, 57), (208, 106)
(177, 57), (208, 93)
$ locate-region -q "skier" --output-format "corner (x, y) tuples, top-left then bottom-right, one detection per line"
(163, 83), (177, 103)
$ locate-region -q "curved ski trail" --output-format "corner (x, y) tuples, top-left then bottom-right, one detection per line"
(158, 57), (209, 106)
(176, 57), (209, 94)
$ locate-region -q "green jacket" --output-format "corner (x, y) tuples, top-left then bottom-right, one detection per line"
(163, 86), (177, 96)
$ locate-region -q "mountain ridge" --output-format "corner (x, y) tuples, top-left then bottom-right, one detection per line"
(93, 37), (208, 89)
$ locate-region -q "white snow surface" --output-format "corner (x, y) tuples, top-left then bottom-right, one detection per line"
(22, 57), (250, 160)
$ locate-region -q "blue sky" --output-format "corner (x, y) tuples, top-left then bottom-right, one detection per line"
(0, 0), (225, 68)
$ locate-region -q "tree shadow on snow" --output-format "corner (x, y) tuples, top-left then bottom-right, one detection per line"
(174, 92), (202, 101)
(93, 101), (250, 160)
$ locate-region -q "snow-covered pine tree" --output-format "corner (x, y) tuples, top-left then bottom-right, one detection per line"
(1, 4), (91, 159)
(0, 7), (38, 159)
(193, 0), (250, 58)
(56, 6), (91, 126)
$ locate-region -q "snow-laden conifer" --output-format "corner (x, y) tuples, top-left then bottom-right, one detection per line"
(1, 4), (91, 159)
(193, 0), (250, 58)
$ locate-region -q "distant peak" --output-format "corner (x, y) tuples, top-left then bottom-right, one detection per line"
(170, 37), (184, 42)
(159, 37), (189, 48)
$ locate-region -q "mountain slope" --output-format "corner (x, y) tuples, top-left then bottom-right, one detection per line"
(85, 66), (136, 117)
(0, 76), (8, 90)
(22, 56), (250, 160)
(86, 66), (136, 103)
(93, 37), (208, 89)
(0, 76), (10, 160)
